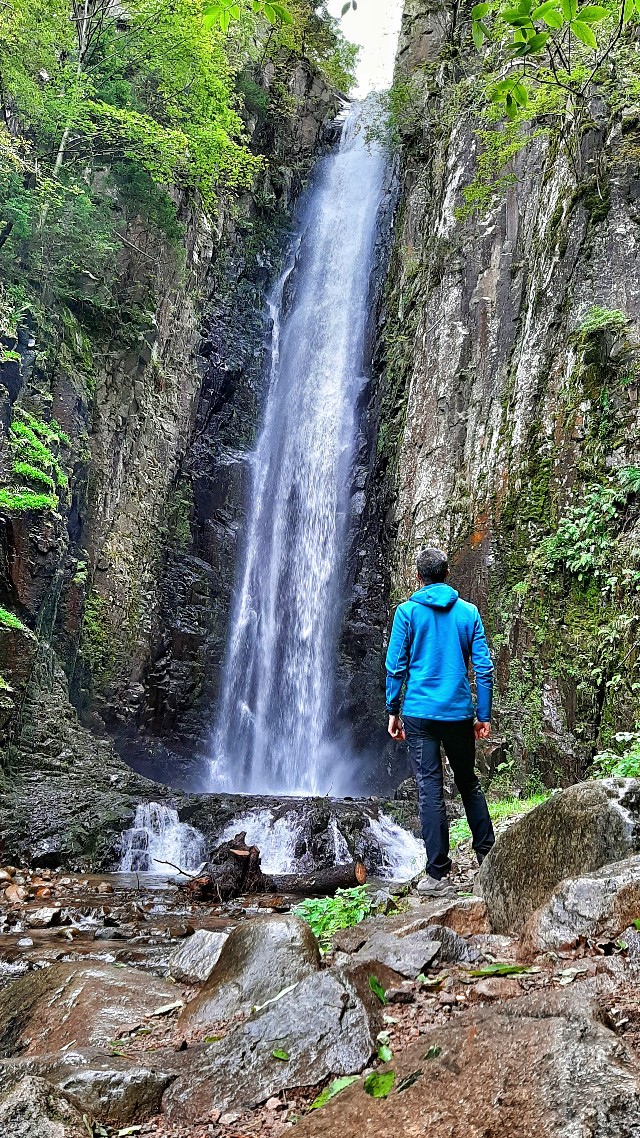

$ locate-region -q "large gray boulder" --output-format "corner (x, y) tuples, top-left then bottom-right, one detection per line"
(0, 1076), (86, 1138)
(293, 983), (640, 1138)
(522, 855), (640, 952)
(164, 961), (396, 1121)
(179, 913), (320, 1028)
(476, 779), (640, 933)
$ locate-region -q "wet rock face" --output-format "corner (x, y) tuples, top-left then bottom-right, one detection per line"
(179, 914), (321, 1028)
(292, 984), (640, 1138)
(477, 779), (640, 933)
(165, 961), (396, 1120)
(522, 854), (640, 952)
(375, 0), (640, 787)
(0, 963), (180, 1057)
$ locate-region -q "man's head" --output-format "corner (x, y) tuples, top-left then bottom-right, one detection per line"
(416, 547), (449, 585)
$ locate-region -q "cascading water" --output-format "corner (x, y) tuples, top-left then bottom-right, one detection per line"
(118, 802), (205, 874)
(211, 101), (387, 796)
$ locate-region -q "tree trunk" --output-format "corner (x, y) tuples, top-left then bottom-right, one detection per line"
(263, 862), (367, 895)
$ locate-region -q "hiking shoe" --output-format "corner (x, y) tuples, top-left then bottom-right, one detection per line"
(416, 875), (455, 897)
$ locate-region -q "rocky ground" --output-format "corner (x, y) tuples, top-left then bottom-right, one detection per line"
(3, 780), (640, 1137)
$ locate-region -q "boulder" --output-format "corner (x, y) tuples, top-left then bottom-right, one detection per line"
(0, 1052), (174, 1126)
(293, 983), (640, 1137)
(164, 961), (397, 1121)
(521, 855), (640, 952)
(476, 779), (640, 933)
(351, 929), (441, 978)
(179, 914), (320, 1028)
(0, 1075), (86, 1137)
(0, 963), (180, 1056)
(168, 928), (230, 984)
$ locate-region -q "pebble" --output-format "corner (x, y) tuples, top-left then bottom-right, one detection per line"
(266, 1097), (285, 1111)
(96, 881), (114, 894)
(386, 988), (415, 1004)
(16, 937), (33, 947)
(220, 1111), (240, 1126)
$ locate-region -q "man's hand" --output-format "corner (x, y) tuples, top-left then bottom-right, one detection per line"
(388, 714), (406, 740)
(475, 721), (491, 740)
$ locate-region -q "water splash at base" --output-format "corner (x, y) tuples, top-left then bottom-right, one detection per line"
(118, 802), (205, 874)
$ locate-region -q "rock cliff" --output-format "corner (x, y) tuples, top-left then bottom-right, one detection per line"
(372, 0), (640, 786)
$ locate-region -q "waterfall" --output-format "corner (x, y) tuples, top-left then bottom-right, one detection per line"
(215, 807), (425, 882)
(211, 101), (387, 796)
(118, 802), (206, 874)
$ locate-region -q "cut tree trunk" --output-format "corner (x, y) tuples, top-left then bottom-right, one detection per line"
(182, 832), (366, 901)
(263, 862), (367, 895)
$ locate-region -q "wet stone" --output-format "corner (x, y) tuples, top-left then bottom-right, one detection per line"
(0, 1075), (86, 1137)
(179, 914), (320, 1029)
(169, 929), (230, 984)
(165, 962), (395, 1121)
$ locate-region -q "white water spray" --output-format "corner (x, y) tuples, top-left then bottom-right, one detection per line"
(210, 102), (387, 796)
(118, 802), (205, 874)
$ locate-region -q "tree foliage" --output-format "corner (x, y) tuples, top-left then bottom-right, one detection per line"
(471, 0), (640, 117)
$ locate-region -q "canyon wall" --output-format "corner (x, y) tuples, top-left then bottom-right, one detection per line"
(0, 54), (341, 860)
(373, 0), (640, 786)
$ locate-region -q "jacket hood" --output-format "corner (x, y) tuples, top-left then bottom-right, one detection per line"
(410, 583), (459, 611)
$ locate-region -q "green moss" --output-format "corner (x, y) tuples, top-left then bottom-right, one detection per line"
(82, 592), (115, 683)
(11, 462), (56, 491)
(0, 488), (58, 511)
(0, 606), (26, 631)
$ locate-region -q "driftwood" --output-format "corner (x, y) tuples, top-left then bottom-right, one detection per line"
(182, 832), (366, 901)
(262, 861), (367, 895)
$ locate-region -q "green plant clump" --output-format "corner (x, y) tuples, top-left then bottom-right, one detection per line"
(592, 730), (640, 778)
(450, 794), (550, 847)
(293, 885), (372, 947)
(0, 605), (27, 631)
(578, 306), (629, 336)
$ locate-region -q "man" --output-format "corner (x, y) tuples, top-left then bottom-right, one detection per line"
(385, 547), (495, 896)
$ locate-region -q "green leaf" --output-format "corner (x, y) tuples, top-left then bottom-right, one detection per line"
(524, 29), (550, 48)
(531, 0), (561, 14)
(341, 0), (351, 10)
(469, 963), (532, 976)
(363, 1071), (395, 1098)
(425, 1045), (442, 1059)
(540, 7), (564, 23)
(570, 18), (597, 45)
(512, 80), (529, 105)
(369, 974), (388, 1004)
(397, 1070), (423, 1092)
(472, 19), (486, 46)
(309, 1076), (358, 1110)
(472, 0), (491, 13)
(578, 3), (608, 17)
(560, 0), (578, 16)
(632, 918), (640, 930)
(505, 92), (518, 118)
(378, 1044), (393, 1062)
(502, 8), (531, 21)
(270, 1), (293, 20)
(218, 6), (231, 30)
(272, 1049), (290, 1061)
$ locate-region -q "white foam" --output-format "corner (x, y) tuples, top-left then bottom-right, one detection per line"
(118, 802), (205, 874)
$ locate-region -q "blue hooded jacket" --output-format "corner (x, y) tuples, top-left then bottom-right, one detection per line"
(385, 583), (493, 722)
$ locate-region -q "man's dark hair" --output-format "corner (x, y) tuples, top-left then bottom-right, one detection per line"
(417, 547), (448, 584)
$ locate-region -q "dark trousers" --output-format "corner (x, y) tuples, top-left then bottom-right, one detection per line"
(403, 716), (495, 880)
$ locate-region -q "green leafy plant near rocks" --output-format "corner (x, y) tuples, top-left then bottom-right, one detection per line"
(292, 885), (372, 947)
(1, 409), (71, 513)
(592, 729), (640, 777)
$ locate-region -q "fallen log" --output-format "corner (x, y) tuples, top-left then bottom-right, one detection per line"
(181, 831), (366, 900)
(262, 862), (367, 895)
